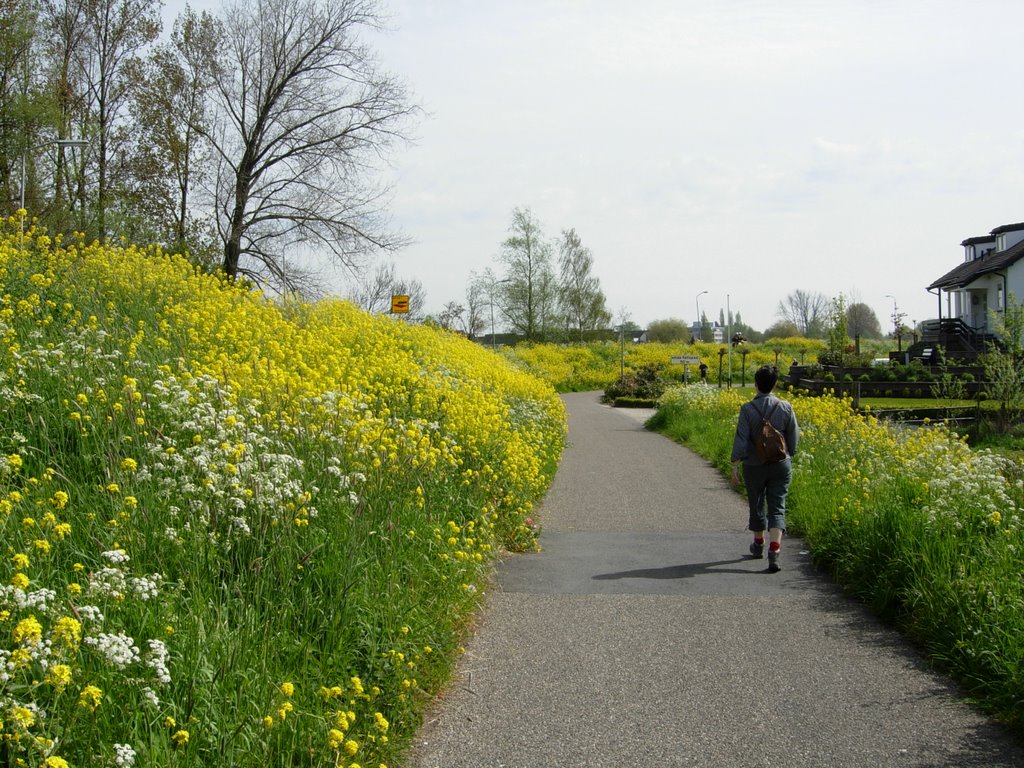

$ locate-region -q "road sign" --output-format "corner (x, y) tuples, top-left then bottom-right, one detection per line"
(390, 294), (410, 314)
(672, 355), (700, 365)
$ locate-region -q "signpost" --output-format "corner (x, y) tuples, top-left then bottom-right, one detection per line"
(390, 294), (410, 314)
(671, 354), (701, 382)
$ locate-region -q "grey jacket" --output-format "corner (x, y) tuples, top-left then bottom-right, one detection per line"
(730, 392), (799, 465)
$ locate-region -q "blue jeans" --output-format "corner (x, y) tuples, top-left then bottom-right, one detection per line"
(743, 458), (791, 532)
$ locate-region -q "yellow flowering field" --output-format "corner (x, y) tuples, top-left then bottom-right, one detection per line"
(503, 339), (825, 393)
(0, 219), (566, 767)
(656, 383), (1024, 733)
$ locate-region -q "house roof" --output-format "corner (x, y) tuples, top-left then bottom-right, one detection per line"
(960, 235), (996, 247)
(929, 235), (1024, 290)
(990, 222), (1024, 236)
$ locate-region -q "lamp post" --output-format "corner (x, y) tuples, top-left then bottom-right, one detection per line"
(19, 138), (89, 234)
(695, 290), (708, 341)
(20, 139), (89, 211)
(489, 277), (511, 350)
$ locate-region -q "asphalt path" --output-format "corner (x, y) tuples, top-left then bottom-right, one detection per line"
(409, 391), (1023, 768)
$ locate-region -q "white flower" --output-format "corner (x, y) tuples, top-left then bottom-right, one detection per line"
(130, 574), (162, 601)
(102, 548), (130, 564)
(145, 639), (171, 684)
(89, 568), (127, 599)
(113, 743), (136, 767)
(85, 632), (140, 669)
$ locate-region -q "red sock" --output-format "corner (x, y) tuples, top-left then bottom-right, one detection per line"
(768, 542), (781, 552)
(753, 536), (764, 544)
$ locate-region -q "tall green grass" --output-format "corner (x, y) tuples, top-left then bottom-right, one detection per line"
(655, 383), (1024, 737)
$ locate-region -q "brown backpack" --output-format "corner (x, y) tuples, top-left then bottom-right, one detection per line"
(753, 400), (788, 463)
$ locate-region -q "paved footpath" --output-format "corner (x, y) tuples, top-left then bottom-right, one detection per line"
(410, 392), (1024, 768)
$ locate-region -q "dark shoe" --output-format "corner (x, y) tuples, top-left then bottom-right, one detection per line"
(749, 541), (764, 559)
(767, 549), (781, 573)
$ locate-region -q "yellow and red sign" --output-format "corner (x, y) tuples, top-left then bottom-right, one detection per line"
(390, 294), (410, 314)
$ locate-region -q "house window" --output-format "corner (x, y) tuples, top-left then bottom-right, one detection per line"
(998, 285), (1005, 311)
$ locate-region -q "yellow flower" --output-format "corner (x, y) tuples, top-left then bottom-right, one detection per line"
(13, 615), (42, 645)
(344, 739), (359, 756)
(52, 616), (82, 649)
(79, 685), (103, 712)
(120, 457), (138, 472)
(328, 729), (346, 750)
(279, 681), (295, 697)
(12, 553), (29, 569)
(172, 730), (190, 747)
(47, 664), (73, 692)
(44, 757), (70, 768)
(11, 705), (35, 729)
(164, 716), (176, 728)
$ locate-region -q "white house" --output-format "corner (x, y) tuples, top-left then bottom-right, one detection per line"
(927, 221), (1024, 335)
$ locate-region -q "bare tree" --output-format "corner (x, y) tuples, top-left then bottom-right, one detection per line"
(464, 272), (489, 340)
(777, 289), (829, 338)
(498, 206), (556, 341)
(346, 260), (424, 320)
(557, 227), (610, 340)
(202, 0), (417, 290)
(436, 301), (466, 333)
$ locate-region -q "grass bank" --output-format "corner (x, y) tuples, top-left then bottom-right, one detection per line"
(651, 383), (1024, 737)
(0, 221), (566, 767)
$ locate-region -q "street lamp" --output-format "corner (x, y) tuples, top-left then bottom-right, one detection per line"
(20, 138), (89, 213)
(695, 290), (708, 340)
(489, 277), (511, 350)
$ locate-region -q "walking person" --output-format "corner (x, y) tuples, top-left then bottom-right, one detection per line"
(730, 365), (799, 572)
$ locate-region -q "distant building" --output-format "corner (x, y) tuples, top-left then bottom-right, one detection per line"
(690, 320), (724, 344)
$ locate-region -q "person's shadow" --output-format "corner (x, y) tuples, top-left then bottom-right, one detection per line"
(593, 556), (764, 581)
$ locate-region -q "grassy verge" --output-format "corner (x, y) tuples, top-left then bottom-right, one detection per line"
(653, 383), (1024, 738)
(0, 223), (566, 767)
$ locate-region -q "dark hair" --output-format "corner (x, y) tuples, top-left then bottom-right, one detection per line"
(754, 365), (778, 393)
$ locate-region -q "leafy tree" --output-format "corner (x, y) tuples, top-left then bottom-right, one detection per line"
(557, 228), (610, 340)
(846, 301), (882, 339)
(827, 295), (850, 353)
(984, 294), (1024, 432)
(647, 318), (688, 343)
(80, 0), (163, 236)
(764, 320), (800, 339)
(202, 0), (417, 289)
(498, 207), (556, 341)
(124, 8), (217, 256)
(777, 289), (829, 337)
(0, 0), (41, 212)
(39, 0), (91, 228)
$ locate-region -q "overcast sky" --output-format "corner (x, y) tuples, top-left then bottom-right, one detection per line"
(168, 0), (1024, 333)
